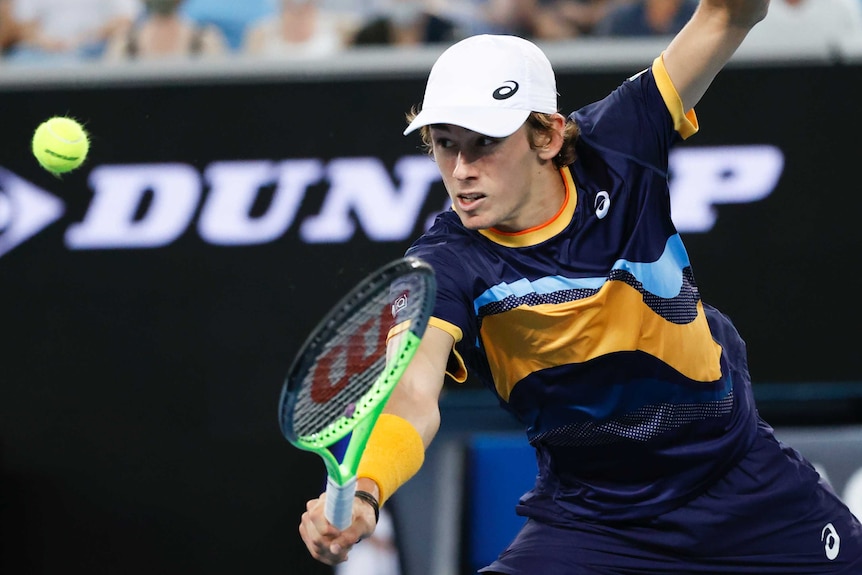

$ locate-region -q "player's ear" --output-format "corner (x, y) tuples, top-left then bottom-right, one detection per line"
(537, 114), (566, 161)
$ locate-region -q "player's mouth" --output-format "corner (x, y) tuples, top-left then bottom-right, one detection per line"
(456, 193), (486, 211)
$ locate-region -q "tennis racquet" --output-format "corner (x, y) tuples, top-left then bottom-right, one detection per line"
(278, 256), (436, 529)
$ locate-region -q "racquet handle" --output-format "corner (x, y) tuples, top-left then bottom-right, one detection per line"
(324, 475), (357, 530)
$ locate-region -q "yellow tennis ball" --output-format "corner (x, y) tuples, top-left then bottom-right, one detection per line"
(32, 116), (90, 174)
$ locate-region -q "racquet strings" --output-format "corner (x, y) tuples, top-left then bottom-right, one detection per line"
(289, 269), (431, 440)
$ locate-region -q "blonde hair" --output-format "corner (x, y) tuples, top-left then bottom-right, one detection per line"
(404, 108), (579, 169)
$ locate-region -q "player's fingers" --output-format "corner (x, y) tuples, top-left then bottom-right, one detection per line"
(305, 495), (338, 536)
(329, 534), (361, 558)
(300, 521), (352, 565)
(327, 518), (375, 561)
(306, 494), (324, 515)
(326, 539), (354, 563)
(306, 541), (345, 566)
(299, 497), (361, 565)
(300, 510), (342, 564)
(304, 540), (346, 566)
(333, 518), (374, 550)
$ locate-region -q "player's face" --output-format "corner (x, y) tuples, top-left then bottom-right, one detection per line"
(429, 123), (559, 232)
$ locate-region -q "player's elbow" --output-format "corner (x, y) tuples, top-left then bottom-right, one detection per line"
(417, 402), (442, 449)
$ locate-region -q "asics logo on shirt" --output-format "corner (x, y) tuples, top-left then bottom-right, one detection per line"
(594, 191), (611, 219)
(822, 523), (841, 560)
(492, 81), (519, 100)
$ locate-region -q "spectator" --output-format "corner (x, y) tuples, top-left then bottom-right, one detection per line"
(242, 0), (348, 59)
(551, 0), (622, 36)
(180, 0), (276, 52)
(476, 0), (577, 39)
(466, 0), (623, 40)
(1, 0), (21, 54)
(8, 0), (141, 63)
(103, 0), (228, 61)
(594, 0), (698, 37)
(351, 0), (456, 47)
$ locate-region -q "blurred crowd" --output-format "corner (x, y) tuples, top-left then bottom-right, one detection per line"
(0, 0), (861, 65)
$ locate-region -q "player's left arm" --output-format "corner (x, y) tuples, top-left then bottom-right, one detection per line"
(299, 326), (453, 565)
(663, 0), (770, 112)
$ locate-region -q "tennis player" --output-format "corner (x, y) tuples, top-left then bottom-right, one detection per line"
(299, 0), (862, 572)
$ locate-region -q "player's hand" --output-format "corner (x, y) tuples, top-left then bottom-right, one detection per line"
(299, 493), (377, 565)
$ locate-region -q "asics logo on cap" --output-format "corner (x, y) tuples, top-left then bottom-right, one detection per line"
(492, 81), (519, 100)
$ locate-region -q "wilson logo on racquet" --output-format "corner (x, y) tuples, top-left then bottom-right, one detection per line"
(309, 313), (390, 404)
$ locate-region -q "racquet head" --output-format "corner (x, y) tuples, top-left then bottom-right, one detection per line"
(278, 257), (435, 508)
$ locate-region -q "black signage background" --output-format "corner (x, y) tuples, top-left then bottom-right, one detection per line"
(1, 62), (860, 573)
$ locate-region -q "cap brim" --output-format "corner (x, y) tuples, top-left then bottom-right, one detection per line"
(403, 106), (531, 138)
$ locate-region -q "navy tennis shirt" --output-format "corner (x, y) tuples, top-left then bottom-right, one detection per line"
(406, 56), (758, 523)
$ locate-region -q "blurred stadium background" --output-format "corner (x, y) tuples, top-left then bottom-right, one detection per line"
(2, 10), (861, 574)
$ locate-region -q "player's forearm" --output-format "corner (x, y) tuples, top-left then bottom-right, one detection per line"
(665, 0), (769, 111)
(356, 342), (448, 504)
(383, 325), (451, 447)
(384, 381), (442, 448)
(357, 413), (427, 505)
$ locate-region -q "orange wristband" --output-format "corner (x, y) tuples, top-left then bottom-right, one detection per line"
(357, 413), (425, 505)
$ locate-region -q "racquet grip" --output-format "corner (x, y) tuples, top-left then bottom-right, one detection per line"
(324, 475), (357, 530)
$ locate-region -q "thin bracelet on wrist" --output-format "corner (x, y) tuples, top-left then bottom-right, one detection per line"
(354, 490), (380, 524)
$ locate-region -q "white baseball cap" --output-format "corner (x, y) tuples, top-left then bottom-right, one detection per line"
(403, 34), (558, 138)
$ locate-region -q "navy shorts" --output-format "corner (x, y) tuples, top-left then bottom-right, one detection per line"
(480, 426), (862, 574)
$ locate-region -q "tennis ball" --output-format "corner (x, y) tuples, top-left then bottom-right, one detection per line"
(32, 116), (90, 174)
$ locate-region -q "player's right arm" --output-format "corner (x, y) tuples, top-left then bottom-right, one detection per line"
(662, 0), (770, 111)
(299, 325), (454, 565)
